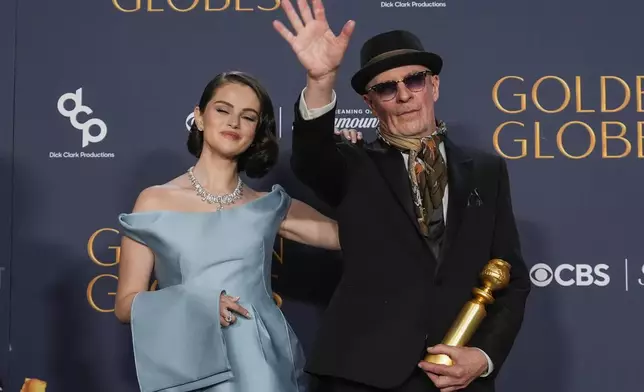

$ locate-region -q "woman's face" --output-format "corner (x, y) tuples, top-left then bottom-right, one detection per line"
(194, 82), (261, 159)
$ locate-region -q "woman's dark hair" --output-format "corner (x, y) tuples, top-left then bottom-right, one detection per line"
(187, 71), (278, 178)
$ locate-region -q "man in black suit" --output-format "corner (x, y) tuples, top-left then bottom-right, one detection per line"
(273, 1), (530, 391)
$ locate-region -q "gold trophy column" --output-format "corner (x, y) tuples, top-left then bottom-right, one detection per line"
(425, 259), (511, 365)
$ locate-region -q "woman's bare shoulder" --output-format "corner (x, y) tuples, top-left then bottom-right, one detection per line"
(132, 173), (191, 212)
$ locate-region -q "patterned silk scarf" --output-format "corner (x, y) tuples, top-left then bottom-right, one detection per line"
(378, 120), (448, 237)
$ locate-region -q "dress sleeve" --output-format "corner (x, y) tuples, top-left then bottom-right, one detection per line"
(118, 212), (159, 246)
(271, 184), (292, 222)
(130, 284), (233, 392)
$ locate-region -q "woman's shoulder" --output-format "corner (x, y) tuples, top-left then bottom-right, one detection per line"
(133, 175), (190, 213)
(255, 184), (288, 199)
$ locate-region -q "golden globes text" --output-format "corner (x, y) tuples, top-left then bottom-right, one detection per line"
(112, 0), (280, 12)
(492, 75), (644, 159)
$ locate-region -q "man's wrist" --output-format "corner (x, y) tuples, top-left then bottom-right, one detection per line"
(304, 72), (337, 109)
(473, 348), (494, 377)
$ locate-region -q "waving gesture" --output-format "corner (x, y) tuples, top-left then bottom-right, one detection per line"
(273, 0), (355, 81)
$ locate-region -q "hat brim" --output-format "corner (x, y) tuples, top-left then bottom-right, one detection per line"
(350, 52), (443, 95)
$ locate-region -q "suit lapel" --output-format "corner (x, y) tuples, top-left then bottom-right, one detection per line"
(367, 139), (423, 236)
(439, 137), (474, 265)
(366, 137), (474, 268)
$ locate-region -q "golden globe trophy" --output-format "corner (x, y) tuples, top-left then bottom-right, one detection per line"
(424, 258), (511, 365)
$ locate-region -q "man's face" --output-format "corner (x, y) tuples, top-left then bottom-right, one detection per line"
(363, 65), (440, 137)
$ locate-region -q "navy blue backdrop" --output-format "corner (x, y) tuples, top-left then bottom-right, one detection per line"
(2, 0), (644, 391)
(0, 0), (17, 387)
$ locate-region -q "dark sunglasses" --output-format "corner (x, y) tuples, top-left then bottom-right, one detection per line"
(366, 70), (432, 101)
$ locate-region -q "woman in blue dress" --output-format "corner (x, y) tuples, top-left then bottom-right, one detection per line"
(114, 71), (361, 392)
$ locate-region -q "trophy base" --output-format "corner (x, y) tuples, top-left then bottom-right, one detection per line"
(424, 353), (453, 366)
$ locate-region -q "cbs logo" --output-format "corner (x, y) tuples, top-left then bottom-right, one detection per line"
(530, 263), (610, 287)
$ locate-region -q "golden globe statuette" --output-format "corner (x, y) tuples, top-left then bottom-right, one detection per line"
(424, 258), (511, 365)
(21, 378), (47, 392)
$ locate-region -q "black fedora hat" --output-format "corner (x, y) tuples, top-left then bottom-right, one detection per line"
(351, 30), (442, 95)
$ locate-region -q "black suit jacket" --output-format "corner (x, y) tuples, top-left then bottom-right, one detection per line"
(290, 98), (531, 391)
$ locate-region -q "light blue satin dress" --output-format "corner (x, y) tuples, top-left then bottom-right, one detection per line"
(118, 185), (308, 392)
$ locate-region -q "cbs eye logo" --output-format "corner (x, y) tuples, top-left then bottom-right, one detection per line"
(186, 112), (194, 131)
(530, 263), (553, 287)
(530, 263), (610, 287)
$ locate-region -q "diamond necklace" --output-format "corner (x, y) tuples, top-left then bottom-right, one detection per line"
(187, 166), (244, 211)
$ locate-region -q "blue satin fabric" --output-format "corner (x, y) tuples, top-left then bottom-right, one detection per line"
(118, 185), (308, 392)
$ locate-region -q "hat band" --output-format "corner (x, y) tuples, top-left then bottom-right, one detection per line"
(362, 48), (422, 67)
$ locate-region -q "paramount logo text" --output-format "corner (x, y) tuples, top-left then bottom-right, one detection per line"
(334, 108), (379, 130)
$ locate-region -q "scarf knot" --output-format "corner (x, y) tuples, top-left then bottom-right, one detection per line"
(377, 120), (448, 238)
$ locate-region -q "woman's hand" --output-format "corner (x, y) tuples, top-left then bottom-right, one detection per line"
(219, 293), (251, 327)
(335, 128), (363, 144)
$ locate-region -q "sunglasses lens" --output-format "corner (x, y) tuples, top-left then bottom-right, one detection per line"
(404, 73), (427, 91)
(372, 82), (398, 100)
(370, 72), (428, 100)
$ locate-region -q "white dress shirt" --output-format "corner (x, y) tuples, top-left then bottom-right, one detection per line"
(298, 87), (494, 378)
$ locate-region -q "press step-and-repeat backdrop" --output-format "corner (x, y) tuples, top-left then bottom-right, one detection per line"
(1, 0), (643, 391)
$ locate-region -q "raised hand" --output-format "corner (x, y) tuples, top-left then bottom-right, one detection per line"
(273, 0), (355, 81)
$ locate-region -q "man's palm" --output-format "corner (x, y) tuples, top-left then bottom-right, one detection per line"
(273, 0), (354, 79)
(291, 25), (348, 77)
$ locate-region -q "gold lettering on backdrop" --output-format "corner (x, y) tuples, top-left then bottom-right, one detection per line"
(87, 228), (285, 311)
(236, 0), (253, 10)
(492, 76), (526, 114)
(112, 0), (141, 12)
(168, 0), (199, 11)
(273, 237), (283, 264)
(271, 238), (284, 307)
(637, 76), (644, 112)
(639, 122), (644, 158)
(492, 75), (644, 159)
(533, 122), (554, 159)
(206, 0), (230, 10)
(493, 121), (526, 159)
(601, 76), (630, 113)
(556, 121), (595, 159)
(88, 228), (120, 267)
(492, 120), (644, 159)
(148, 0), (163, 11)
(575, 76), (595, 113)
(532, 76), (570, 114)
(112, 0), (281, 12)
(602, 121), (630, 158)
(87, 274), (117, 312)
(257, 0), (280, 11)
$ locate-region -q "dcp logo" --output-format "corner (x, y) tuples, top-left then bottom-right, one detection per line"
(57, 88), (107, 147)
(530, 262), (610, 287)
